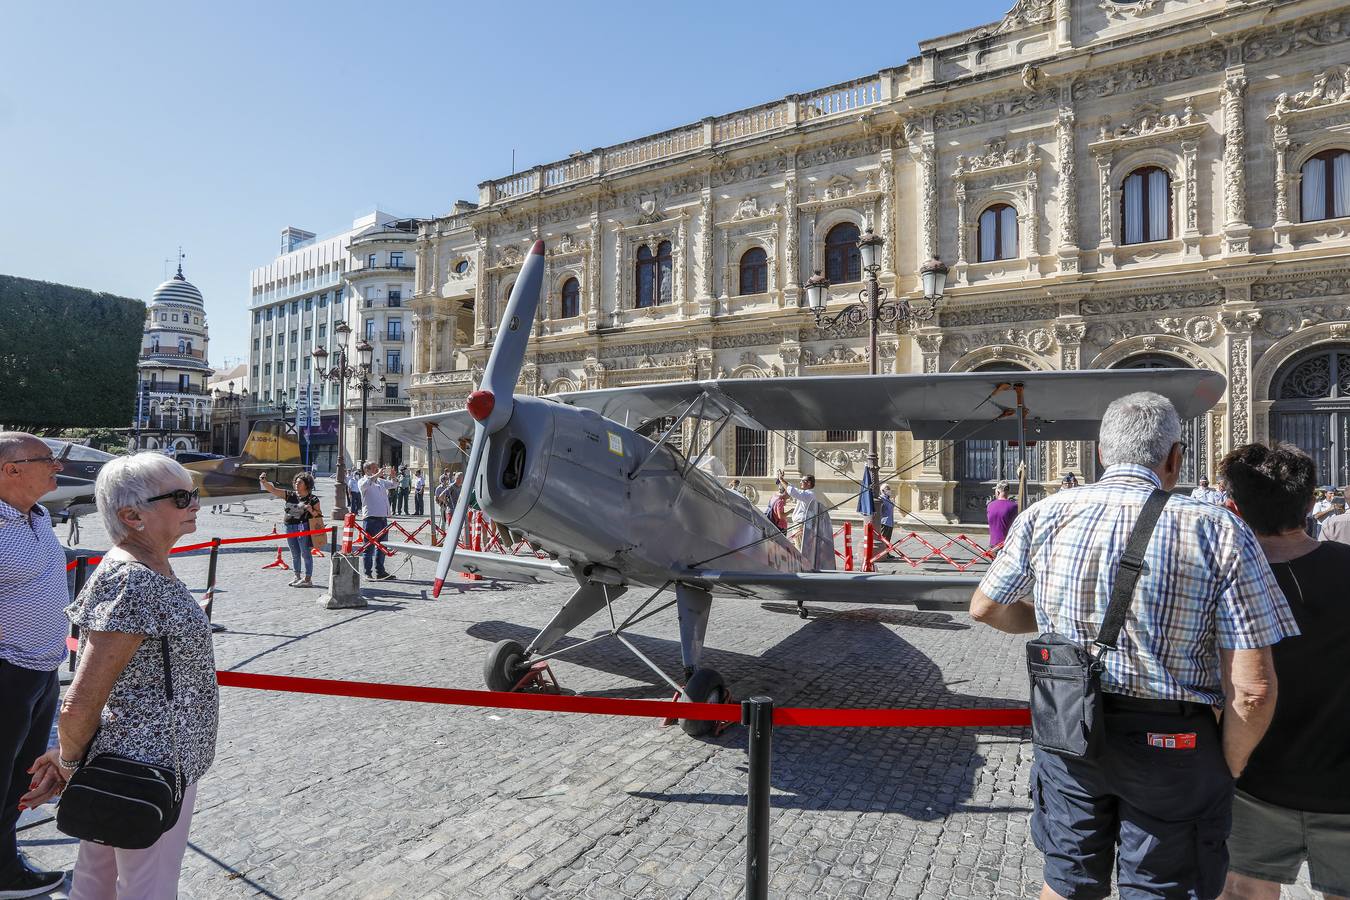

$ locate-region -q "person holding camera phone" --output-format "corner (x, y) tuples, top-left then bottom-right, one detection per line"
(259, 472), (322, 587)
(356, 462), (397, 581)
(1316, 492), (1350, 545)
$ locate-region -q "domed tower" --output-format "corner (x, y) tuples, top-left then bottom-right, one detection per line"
(134, 258), (215, 452)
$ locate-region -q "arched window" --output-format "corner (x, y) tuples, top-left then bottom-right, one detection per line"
(1300, 149), (1350, 222)
(739, 247), (768, 296)
(1121, 166), (1172, 244)
(635, 242), (673, 307)
(977, 204), (1018, 262)
(560, 278), (580, 318)
(635, 245), (656, 308)
(1272, 346), (1350, 487)
(824, 223), (861, 283)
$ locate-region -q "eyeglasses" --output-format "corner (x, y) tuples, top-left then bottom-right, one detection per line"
(144, 488), (200, 509)
(6, 455), (58, 466)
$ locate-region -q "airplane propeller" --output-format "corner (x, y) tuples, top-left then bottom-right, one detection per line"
(431, 239), (546, 597)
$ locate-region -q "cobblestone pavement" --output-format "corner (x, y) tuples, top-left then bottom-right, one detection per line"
(18, 483), (1316, 899)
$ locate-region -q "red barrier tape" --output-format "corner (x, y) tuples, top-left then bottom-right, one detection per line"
(214, 670), (1031, 727)
(65, 528), (331, 570)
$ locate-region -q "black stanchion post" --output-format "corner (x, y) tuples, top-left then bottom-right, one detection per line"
(204, 538), (226, 633)
(69, 556), (90, 671)
(742, 696), (773, 900)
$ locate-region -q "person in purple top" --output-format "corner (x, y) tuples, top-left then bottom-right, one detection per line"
(986, 480), (1019, 551)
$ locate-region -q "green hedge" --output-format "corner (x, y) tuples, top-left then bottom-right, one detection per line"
(0, 275), (145, 433)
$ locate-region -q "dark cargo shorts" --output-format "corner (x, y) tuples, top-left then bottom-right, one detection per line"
(1030, 696), (1234, 900)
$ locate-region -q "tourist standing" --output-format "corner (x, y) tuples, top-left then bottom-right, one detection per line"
(346, 467), (362, 518)
(1192, 476), (1225, 505)
(1217, 443), (1350, 900)
(25, 452), (219, 900)
(259, 473), (322, 587)
(985, 480), (1019, 552)
(357, 463), (396, 581)
(0, 432), (68, 897)
(776, 471), (833, 570)
(1316, 494), (1350, 545)
(970, 393), (1296, 900)
(413, 470), (426, 518)
(878, 484), (896, 560)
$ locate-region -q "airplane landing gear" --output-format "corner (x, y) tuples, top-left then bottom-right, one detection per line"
(484, 639), (528, 692)
(796, 600), (808, 619)
(679, 667), (729, 737)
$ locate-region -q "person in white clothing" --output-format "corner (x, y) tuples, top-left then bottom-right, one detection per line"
(1190, 476), (1225, 505)
(775, 470), (834, 571)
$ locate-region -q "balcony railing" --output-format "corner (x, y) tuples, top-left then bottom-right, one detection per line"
(383, 364), (404, 375)
(347, 263), (414, 275)
(383, 332), (404, 343)
(480, 72), (891, 204)
(142, 347), (206, 360)
(362, 296), (403, 308)
(138, 383), (207, 396)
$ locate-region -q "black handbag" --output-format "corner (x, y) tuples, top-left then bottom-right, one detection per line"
(1026, 489), (1170, 758)
(57, 635), (185, 849)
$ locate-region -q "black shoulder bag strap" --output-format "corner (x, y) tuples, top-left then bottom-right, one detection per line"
(1094, 488), (1170, 662)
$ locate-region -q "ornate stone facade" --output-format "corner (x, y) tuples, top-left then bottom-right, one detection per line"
(410, 0), (1350, 531)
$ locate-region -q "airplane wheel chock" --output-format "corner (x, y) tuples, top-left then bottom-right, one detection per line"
(665, 667), (734, 738)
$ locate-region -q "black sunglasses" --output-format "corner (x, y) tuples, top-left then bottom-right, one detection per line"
(145, 488), (200, 509)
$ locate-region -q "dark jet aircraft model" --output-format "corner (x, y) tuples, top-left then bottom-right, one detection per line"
(379, 240), (1226, 735)
(40, 421), (306, 539)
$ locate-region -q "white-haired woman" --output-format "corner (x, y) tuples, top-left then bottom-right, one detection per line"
(24, 452), (218, 899)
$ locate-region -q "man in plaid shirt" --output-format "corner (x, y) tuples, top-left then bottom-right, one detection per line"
(970, 392), (1298, 900)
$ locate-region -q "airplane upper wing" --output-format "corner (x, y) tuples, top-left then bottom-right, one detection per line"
(387, 543), (573, 585)
(681, 568), (981, 611)
(378, 369), (1225, 447)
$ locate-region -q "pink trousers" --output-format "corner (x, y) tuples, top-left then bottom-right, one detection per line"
(67, 782), (197, 900)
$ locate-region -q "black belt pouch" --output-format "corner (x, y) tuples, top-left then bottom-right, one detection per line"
(1027, 634), (1103, 758)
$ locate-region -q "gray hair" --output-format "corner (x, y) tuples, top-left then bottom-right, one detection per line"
(0, 431), (41, 463)
(995, 480), (1011, 497)
(95, 452), (192, 542)
(1098, 391), (1182, 469)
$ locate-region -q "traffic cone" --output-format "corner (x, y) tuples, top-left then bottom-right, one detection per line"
(262, 527), (291, 570)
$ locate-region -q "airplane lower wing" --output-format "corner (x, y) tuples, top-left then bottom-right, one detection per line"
(387, 543), (573, 585)
(682, 569), (980, 611)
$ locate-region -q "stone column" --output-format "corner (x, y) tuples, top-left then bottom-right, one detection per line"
(1272, 118), (1292, 248)
(587, 206), (602, 330)
(1181, 139), (1201, 258)
(1025, 166), (1041, 274)
(878, 135), (896, 278)
(912, 330), (952, 522)
(1054, 319), (1086, 478)
(473, 232), (490, 345)
(1221, 71), (1251, 255)
(698, 184), (716, 316)
(1094, 152), (1114, 268)
(1220, 303), (1261, 448)
(954, 182), (968, 267)
(1056, 106), (1080, 274)
(783, 172), (800, 307)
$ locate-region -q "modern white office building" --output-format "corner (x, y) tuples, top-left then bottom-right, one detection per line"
(246, 211), (417, 473)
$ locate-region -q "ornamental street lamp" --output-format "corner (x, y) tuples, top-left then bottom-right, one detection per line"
(211, 381), (247, 455)
(313, 320), (355, 518)
(353, 338), (380, 466)
(805, 227), (949, 553)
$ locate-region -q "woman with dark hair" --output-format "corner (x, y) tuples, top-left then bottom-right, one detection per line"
(1219, 442), (1350, 900)
(260, 472), (321, 587)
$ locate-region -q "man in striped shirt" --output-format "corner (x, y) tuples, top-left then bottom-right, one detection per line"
(0, 432), (69, 897)
(970, 393), (1298, 900)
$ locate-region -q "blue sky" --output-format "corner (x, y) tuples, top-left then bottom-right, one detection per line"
(2, 1), (1010, 368)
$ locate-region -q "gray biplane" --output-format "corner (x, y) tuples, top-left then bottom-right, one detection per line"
(378, 240), (1225, 735)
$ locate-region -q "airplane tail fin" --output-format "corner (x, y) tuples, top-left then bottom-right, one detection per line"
(239, 421), (303, 466)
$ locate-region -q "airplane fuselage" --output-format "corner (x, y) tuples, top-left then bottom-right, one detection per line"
(474, 397), (803, 588)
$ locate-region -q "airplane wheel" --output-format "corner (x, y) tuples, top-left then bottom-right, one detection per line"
(484, 639), (528, 692)
(679, 667), (727, 738)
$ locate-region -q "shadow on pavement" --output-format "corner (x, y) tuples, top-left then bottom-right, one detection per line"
(468, 612), (1025, 817)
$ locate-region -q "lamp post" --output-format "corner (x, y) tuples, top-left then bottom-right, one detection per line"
(353, 338), (379, 466)
(805, 227), (948, 549)
(211, 382), (247, 455)
(133, 383), (150, 451)
(313, 321), (355, 519)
